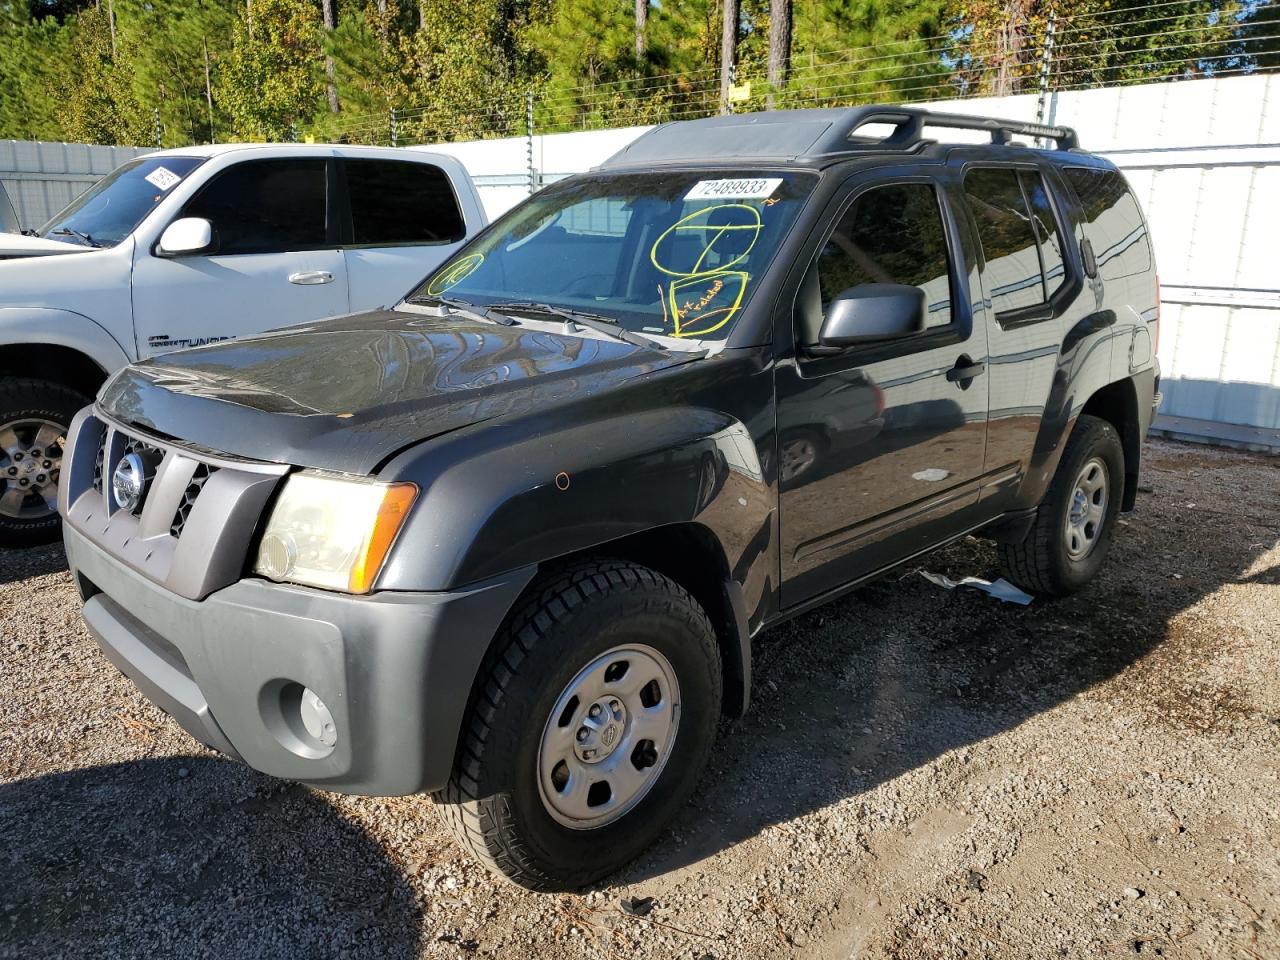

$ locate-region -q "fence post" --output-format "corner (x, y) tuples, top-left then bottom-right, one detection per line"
(153, 108), (162, 149)
(1035, 9), (1058, 136)
(526, 89), (536, 195)
(389, 107), (398, 147)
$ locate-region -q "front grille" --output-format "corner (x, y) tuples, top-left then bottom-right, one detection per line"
(170, 463), (219, 539)
(123, 436), (164, 463)
(92, 434), (106, 494)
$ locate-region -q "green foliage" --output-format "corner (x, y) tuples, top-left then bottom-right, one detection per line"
(218, 0), (324, 140)
(0, 4), (70, 139)
(56, 5), (152, 144)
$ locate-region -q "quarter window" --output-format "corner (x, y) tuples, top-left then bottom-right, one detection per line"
(183, 159), (328, 255)
(815, 182), (954, 330)
(964, 167), (1066, 317)
(1062, 167), (1151, 281)
(344, 159), (465, 245)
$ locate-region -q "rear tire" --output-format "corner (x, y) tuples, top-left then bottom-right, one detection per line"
(434, 559), (722, 891)
(0, 378), (89, 548)
(998, 414), (1125, 597)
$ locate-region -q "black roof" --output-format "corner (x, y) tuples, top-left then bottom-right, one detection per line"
(600, 104), (1081, 170)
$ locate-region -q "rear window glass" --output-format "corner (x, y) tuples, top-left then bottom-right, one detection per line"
(1063, 167), (1152, 281)
(345, 159), (465, 246)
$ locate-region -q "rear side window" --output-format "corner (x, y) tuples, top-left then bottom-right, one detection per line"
(1063, 167), (1151, 281)
(964, 167), (1066, 317)
(816, 182), (953, 329)
(183, 159), (328, 255)
(345, 160), (465, 245)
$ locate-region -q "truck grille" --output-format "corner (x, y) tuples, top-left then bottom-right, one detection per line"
(170, 463), (219, 539)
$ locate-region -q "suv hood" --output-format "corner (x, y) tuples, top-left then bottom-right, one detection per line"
(100, 309), (693, 474)
(0, 234), (92, 258)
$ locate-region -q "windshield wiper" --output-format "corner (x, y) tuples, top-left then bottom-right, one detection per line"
(48, 227), (103, 248)
(490, 301), (665, 351)
(405, 294), (517, 327)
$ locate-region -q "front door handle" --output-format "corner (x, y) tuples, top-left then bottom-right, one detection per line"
(288, 270), (334, 285)
(946, 356), (986, 383)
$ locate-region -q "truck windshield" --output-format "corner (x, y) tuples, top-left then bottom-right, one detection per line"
(39, 156), (204, 248)
(412, 170), (816, 342)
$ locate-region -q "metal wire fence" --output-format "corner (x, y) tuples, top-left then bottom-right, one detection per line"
(321, 0), (1279, 146)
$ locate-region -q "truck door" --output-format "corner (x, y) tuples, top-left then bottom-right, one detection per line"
(131, 157), (349, 358)
(775, 172), (991, 607)
(338, 157), (471, 309)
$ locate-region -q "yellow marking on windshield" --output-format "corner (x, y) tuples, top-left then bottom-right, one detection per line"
(650, 204), (762, 278)
(426, 253), (485, 296)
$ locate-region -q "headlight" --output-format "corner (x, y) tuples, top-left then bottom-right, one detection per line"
(253, 472), (418, 594)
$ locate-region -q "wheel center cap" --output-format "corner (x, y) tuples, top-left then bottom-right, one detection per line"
(575, 697), (627, 764)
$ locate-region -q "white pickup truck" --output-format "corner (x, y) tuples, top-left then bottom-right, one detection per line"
(0, 143), (486, 546)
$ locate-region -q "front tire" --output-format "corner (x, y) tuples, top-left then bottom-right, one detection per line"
(998, 414), (1125, 597)
(0, 378), (89, 548)
(434, 559), (722, 891)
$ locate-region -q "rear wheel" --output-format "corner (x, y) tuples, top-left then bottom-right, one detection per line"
(998, 414), (1125, 597)
(434, 559), (722, 890)
(0, 379), (89, 548)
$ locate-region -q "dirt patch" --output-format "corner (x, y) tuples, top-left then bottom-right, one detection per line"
(2, 439), (1278, 959)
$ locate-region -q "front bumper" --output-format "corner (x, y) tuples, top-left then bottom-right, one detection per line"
(65, 524), (534, 795)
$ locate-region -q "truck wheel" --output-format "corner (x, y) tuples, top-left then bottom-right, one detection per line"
(0, 379), (88, 548)
(435, 559), (722, 890)
(998, 414), (1124, 597)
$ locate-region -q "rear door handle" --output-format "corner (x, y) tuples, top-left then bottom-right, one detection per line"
(946, 358), (986, 383)
(288, 270), (334, 285)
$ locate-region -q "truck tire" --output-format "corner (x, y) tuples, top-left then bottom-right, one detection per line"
(998, 414), (1125, 597)
(434, 559), (722, 890)
(0, 378), (89, 548)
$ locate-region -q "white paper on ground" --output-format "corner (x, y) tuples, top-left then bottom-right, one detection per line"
(918, 570), (1034, 605)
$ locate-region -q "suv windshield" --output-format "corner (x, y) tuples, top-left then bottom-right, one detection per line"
(40, 156), (204, 248)
(412, 171), (816, 341)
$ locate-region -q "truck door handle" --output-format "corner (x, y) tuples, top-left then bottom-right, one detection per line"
(288, 271), (334, 285)
(946, 357), (986, 383)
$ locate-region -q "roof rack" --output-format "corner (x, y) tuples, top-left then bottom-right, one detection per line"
(814, 105), (1080, 153)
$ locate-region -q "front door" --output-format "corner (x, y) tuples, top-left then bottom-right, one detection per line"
(131, 157), (349, 358)
(776, 174), (991, 606)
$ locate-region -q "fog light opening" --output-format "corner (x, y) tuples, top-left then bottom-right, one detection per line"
(262, 680), (338, 759)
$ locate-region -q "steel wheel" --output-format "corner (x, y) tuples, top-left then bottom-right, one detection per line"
(1064, 455), (1108, 561)
(537, 643), (681, 830)
(0, 417), (65, 522)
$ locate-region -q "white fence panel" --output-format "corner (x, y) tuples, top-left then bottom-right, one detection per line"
(0, 140), (151, 229)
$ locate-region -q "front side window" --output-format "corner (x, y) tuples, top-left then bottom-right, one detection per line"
(964, 167), (1066, 317)
(814, 182), (954, 331)
(1063, 167), (1152, 281)
(412, 171), (816, 342)
(40, 156), (204, 248)
(345, 159), (465, 246)
(182, 159), (328, 256)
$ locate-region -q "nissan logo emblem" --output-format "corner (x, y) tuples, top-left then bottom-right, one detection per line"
(112, 453), (149, 513)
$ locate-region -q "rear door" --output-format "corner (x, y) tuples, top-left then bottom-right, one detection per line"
(338, 157), (470, 309)
(775, 169), (991, 606)
(131, 157), (349, 358)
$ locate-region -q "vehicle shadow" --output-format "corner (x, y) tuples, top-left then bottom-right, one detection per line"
(0, 757), (421, 960)
(0, 542), (68, 586)
(621, 443), (1280, 882)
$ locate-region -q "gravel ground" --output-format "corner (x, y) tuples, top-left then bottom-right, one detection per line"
(1, 438), (1277, 960)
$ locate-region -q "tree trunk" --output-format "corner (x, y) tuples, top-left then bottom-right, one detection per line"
(203, 37), (216, 143)
(720, 0), (738, 114)
(106, 0), (116, 59)
(767, 0), (791, 108)
(321, 0), (340, 114)
(635, 0), (647, 61)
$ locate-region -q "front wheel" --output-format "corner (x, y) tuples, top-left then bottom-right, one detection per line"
(434, 560), (722, 890)
(998, 414), (1125, 597)
(0, 378), (89, 548)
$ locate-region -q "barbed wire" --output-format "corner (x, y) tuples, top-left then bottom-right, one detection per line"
(318, 0), (1273, 146)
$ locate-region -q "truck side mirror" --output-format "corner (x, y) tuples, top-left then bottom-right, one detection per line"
(157, 217), (214, 257)
(817, 283), (927, 350)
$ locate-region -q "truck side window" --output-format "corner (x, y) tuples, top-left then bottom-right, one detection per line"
(182, 159), (327, 256)
(963, 167), (1065, 317)
(345, 160), (466, 245)
(799, 182), (952, 346)
(1062, 167), (1152, 281)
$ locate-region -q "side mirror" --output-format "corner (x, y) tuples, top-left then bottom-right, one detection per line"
(157, 217), (213, 257)
(817, 283), (927, 350)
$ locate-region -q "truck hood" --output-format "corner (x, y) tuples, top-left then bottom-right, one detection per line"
(0, 234), (92, 257)
(100, 309), (695, 474)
